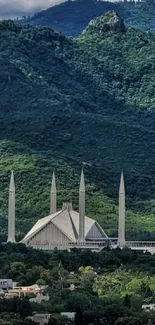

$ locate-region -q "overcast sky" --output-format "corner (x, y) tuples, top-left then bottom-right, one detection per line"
(0, 0), (66, 19)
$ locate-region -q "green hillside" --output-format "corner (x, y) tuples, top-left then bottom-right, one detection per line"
(78, 11), (155, 109)
(21, 0), (155, 36)
(1, 14), (155, 241)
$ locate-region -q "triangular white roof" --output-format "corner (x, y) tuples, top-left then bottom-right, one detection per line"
(69, 210), (94, 236)
(22, 207), (108, 244)
(52, 209), (76, 242)
(23, 210), (62, 242)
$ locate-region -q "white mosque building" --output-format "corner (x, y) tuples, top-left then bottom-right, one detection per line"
(6, 169), (125, 250)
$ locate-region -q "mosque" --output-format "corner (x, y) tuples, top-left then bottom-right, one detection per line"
(7, 169), (125, 249)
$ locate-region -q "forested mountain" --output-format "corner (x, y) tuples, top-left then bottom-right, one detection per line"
(21, 0), (155, 36)
(1, 12), (155, 241)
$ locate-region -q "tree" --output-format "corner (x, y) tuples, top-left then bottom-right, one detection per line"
(17, 297), (33, 320)
(75, 307), (83, 325)
(80, 272), (95, 294)
(123, 294), (131, 308)
(36, 279), (46, 286)
(11, 262), (26, 278)
(130, 295), (142, 312)
(115, 316), (141, 325)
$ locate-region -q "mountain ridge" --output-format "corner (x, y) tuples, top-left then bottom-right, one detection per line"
(85, 11), (126, 34)
(1, 12), (155, 240)
(19, 0), (155, 36)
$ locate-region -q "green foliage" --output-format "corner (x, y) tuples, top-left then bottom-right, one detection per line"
(78, 12), (155, 110)
(2, 12), (155, 240)
(0, 313), (35, 325)
(1, 244), (155, 324)
(93, 269), (155, 301)
(0, 297), (32, 319)
(123, 294), (131, 308)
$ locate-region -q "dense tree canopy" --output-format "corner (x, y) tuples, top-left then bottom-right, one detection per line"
(2, 12), (155, 241)
(0, 244), (155, 324)
(2, 4), (155, 325)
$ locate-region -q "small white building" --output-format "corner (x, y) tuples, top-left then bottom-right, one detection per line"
(0, 279), (13, 290)
(142, 304), (155, 311)
(27, 314), (51, 325)
(61, 312), (75, 320)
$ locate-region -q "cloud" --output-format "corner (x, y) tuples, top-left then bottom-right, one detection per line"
(0, 0), (66, 19)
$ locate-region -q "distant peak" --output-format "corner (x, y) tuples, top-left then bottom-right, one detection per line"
(84, 11), (126, 35)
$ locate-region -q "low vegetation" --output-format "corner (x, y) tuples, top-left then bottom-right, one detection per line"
(0, 244), (155, 324)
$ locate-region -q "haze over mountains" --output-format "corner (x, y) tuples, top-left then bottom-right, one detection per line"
(1, 1), (155, 241)
(0, 0), (66, 19)
(22, 0), (155, 35)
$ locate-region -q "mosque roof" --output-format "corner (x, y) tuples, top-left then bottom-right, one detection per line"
(22, 206), (108, 243)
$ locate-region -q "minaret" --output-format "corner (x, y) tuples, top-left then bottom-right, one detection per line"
(7, 170), (16, 243)
(78, 169), (85, 242)
(118, 171), (125, 246)
(50, 171), (57, 214)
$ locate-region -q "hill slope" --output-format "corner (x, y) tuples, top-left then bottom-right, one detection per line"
(21, 0), (155, 36)
(1, 14), (155, 240)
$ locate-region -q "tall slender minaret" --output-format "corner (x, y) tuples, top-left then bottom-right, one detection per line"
(118, 171), (125, 246)
(7, 170), (16, 243)
(78, 169), (85, 242)
(50, 171), (57, 214)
